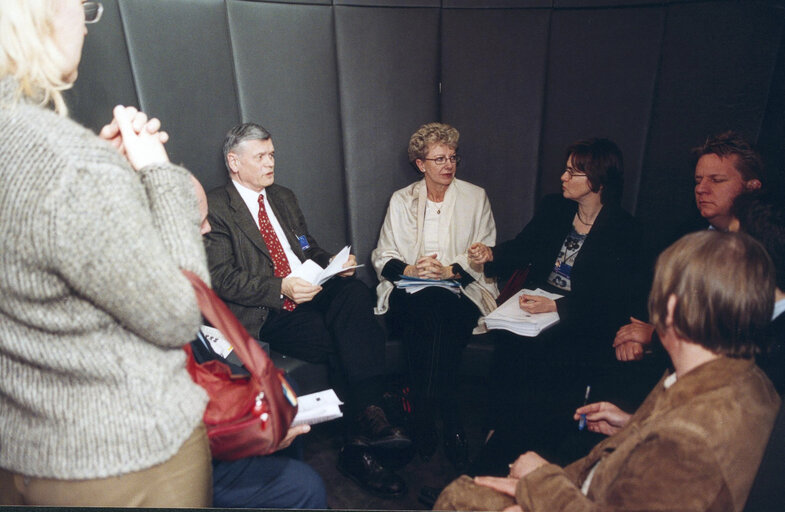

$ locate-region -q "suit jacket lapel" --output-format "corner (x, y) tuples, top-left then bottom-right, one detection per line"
(224, 183), (272, 261)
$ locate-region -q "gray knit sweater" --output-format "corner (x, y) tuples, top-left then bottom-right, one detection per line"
(0, 77), (210, 479)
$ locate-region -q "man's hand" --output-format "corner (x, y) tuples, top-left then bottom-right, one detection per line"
(99, 105), (169, 170)
(519, 294), (557, 314)
(573, 401), (631, 436)
(613, 317), (654, 362)
(281, 276), (321, 304)
(275, 424), (310, 451)
(473, 476), (518, 497)
(615, 341), (644, 361)
(508, 451), (548, 479)
(337, 253), (357, 277)
(468, 242), (493, 272)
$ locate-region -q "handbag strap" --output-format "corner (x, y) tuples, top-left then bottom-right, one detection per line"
(181, 269), (269, 379)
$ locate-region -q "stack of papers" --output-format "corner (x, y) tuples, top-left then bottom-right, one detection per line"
(393, 275), (461, 294)
(484, 288), (563, 337)
(291, 389), (344, 427)
(291, 245), (363, 285)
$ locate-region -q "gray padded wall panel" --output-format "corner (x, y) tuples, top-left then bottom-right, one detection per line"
(335, 5), (440, 276)
(65, 0), (138, 134)
(119, 0), (240, 192)
(637, 1), (784, 230)
(441, 9), (550, 243)
(228, 1), (348, 255)
(538, 6), (664, 214)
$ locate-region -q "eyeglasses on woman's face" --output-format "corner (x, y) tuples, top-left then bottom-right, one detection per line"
(84, 2), (103, 24)
(563, 166), (588, 179)
(423, 155), (461, 166)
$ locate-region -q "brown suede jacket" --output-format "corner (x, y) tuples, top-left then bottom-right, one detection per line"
(437, 357), (779, 511)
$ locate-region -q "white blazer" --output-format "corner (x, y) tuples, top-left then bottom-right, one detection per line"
(372, 178), (499, 315)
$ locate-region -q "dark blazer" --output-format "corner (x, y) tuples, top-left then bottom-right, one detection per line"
(485, 194), (640, 352)
(204, 182), (332, 335)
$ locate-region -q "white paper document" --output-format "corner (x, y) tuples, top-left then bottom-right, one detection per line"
(484, 288), (563, 337)
(290, 245), (363, 286)
(393, 275), (461, 295)
(199, 325), (234, 358)
(291, 389), (344, 427)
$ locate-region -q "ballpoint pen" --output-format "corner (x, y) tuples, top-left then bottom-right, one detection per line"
(578, 385), (591, 431)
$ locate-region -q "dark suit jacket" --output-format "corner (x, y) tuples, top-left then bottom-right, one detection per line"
(204, 182), (332, 335)
(485, 194), (640, 353)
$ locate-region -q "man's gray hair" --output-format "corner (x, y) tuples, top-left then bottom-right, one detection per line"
(223, 123), (272, 172)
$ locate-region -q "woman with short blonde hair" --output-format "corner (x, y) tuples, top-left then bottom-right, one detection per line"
(0, 1), (213, 506)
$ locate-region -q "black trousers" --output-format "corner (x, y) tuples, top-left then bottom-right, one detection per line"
(473, 328), (666, 476)
(387, 286), (481, 427)
(259, 277), (386, 415)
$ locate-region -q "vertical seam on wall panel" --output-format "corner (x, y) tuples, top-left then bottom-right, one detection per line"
(533, 7), (553, 214)
(116, 0), (141, 111)
(224, 0), (244, 123)
(332, 4), (352, 245)
(634, 3), (669, 217)
(437, 1), (444, 120)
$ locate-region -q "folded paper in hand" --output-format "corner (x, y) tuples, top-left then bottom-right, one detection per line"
(291, 389), (344, 427)
(394, 275), (461, 295)
(484, 288), (563, 337)
(290, 245), (363, 286)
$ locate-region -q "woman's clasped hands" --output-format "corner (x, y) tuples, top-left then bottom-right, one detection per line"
(468, 242), (493, 272)
(99, 105), (170, 170)
(404, 254), (455, 280)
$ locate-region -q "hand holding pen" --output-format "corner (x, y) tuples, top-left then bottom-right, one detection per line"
(574, 401), (631, 436)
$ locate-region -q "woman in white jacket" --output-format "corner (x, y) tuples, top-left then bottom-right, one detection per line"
(372, 123), (498, 468)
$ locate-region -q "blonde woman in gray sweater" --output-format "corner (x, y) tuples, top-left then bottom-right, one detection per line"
(0, 1), (212, 506)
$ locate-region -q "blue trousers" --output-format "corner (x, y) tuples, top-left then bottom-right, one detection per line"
(212, 454), (327, 509)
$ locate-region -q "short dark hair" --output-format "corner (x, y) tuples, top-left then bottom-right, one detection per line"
(648, 231), (774, 358)
(565, 138), (624, 205)
(733, 190), (785, 291)
(691, 131), (764, 182)
(223, 123), (272, 172)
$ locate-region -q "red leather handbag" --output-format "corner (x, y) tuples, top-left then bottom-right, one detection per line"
(181, 269), (298, 460)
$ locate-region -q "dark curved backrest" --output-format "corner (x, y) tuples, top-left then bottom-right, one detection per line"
(66, 0), (785, 284)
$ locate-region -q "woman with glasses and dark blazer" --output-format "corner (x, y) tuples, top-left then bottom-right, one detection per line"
(467, 138), (656, 476)
(372, 123), (499, 469)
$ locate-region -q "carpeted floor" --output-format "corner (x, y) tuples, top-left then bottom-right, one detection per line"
(302, 380), (489, 510)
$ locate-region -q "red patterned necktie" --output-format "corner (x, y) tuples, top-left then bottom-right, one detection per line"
(258, 194), (296, 311)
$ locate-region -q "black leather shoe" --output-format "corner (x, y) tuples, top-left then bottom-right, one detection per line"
(357, 405), (412, 451)
(443, 430), (469, 471)
(338, 443), (407, 497)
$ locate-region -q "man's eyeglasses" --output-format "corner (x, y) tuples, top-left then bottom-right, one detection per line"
(423, 155), (461, 166)
(564, 166), (588, 179)
(84, 2), (103, 24)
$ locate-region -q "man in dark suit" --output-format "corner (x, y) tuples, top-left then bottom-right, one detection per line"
(613, 131), (764, 361)
(204, 123), (409, 497)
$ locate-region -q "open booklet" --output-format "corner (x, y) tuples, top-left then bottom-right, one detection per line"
(484, 288), (563, 337)
(291, 389), (344, 427)
(290, 245), (364, 286)
(393, 275), (461, 295)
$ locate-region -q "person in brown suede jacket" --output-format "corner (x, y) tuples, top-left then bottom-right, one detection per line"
(435, 230), (780, 512)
